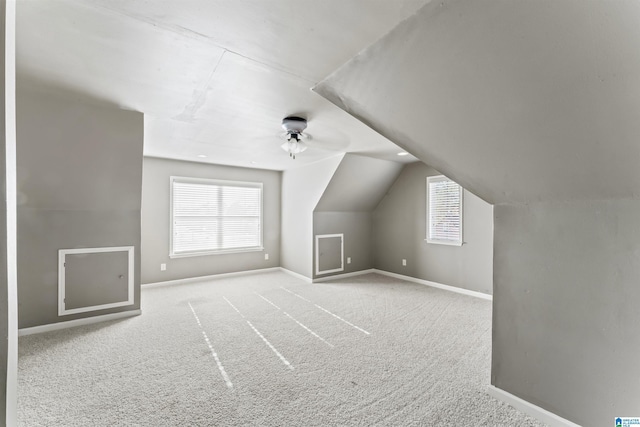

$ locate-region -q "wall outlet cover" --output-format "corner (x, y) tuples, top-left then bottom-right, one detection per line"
(347, 257), (351, 264)
(264, 253), (269, 260)
(402, 259), (407, 266)
(160, 263), (166, 271)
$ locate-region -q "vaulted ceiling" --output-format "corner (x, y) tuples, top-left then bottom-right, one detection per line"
(16, 0), (428, 170)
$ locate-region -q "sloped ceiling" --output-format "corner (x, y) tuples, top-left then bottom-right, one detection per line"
(315, 0), (640, 204)
(314, 154), (404, 212)
(16, 0), (426, 170)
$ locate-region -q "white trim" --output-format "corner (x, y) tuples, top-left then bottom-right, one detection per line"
(5, 1), (18, 424)
(279, 268), (313, 283)
(142, 267), (282, 288)
(169, 246), (264, 259)
(372, 269), (492, 301)
(424, 238), (464, 246)
(313, 269), (375, 283)
(58, 246), (135, 316)
(170, 175), (263, 188)
(18, 310), (141, 337)
(315, 233), (344, 275)
(426, 175), (464, 246)
(487, 385), (582, 427)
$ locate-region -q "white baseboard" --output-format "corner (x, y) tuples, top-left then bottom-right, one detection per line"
(372, 269), (492, 301)
(142, 267), (282, 288)
(313, 269), (376, 283)
(279, 268), (313, 283)
(19, 310), (142, 337)
(487, 385), (582, 427)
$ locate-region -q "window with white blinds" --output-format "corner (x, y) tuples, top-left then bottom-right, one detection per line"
(426, 175), (463, 246)
(170, 177), (263, 257)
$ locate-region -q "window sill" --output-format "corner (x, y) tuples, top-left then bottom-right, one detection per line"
(425, 239), (463, 247)
(170, 247), (264, 258)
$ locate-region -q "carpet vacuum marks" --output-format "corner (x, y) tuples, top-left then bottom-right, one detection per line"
(18, 271), (547, 426)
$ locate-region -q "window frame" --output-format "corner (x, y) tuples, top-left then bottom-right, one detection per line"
(169, 176), (264, 258)
(426, 175), (464, 246)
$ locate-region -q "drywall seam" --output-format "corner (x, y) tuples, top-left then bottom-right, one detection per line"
(18, 310), (141, 337)
(373, 269), (492, 300)
(487, 386), (582, 427)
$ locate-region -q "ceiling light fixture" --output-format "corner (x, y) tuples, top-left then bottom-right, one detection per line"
(281, 116), (308, 159)
(197, 154), (207, 158)
(397, 152), (409, 156)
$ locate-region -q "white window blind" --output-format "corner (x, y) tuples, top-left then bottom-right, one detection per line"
(427, 175), (463, 246)
(170, 177), (263, 256)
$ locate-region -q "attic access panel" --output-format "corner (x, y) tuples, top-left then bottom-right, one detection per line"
(315, 234), (344, 275)
(58, 246), (134, 316)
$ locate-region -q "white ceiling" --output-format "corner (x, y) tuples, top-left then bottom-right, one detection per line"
(16, 0), (429, 170)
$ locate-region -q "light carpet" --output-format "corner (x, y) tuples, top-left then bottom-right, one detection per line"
(18, 271), (547, 426)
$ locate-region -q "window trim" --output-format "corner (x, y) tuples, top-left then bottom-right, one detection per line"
(169, 176), (264, 258)
(426, 175), (464, 246)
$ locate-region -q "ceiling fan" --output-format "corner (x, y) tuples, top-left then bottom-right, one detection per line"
(271, 115), (351, 160)
(280, 116), (309, 159)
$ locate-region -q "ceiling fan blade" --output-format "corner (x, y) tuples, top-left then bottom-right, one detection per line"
(303, 130), (350, 152)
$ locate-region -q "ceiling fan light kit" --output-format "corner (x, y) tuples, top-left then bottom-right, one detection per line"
(281, 116), (309, 159)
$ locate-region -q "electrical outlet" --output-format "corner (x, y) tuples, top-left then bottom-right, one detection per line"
(347, 257), (351, 264)
(264, 253), (269, 261)
(402, 259), (407, 266)
(160, 263), (166, 271)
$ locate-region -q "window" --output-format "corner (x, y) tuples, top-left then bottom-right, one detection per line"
(426, 175), (463, 246)
(170, 177), (263, 257)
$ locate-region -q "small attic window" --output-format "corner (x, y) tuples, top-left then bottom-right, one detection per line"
(426, 175), (463, 246)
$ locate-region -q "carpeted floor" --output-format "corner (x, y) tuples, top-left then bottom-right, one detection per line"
(18, 271), (547, 426)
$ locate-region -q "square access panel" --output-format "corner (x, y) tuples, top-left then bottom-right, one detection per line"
(58, 246), (134, 316)
(315, 234), (344, 275)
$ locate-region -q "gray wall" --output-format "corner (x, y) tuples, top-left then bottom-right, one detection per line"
(314, 0), (640, 206)
(312, 154), (403, 280)
(373, 162), (493, 295)
(493, 200), (640, 426)
(281, 155), (343, 278)
(315, 154), (403, 212)
(0, 0), (8, 420)
(315, 1), (640, 423)
(313, 212), (373, 278)
(141, 157), (281, 283)
(16, 84), (143, 329)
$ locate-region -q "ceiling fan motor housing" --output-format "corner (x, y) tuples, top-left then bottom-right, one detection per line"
(282, 116), (307, 134)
